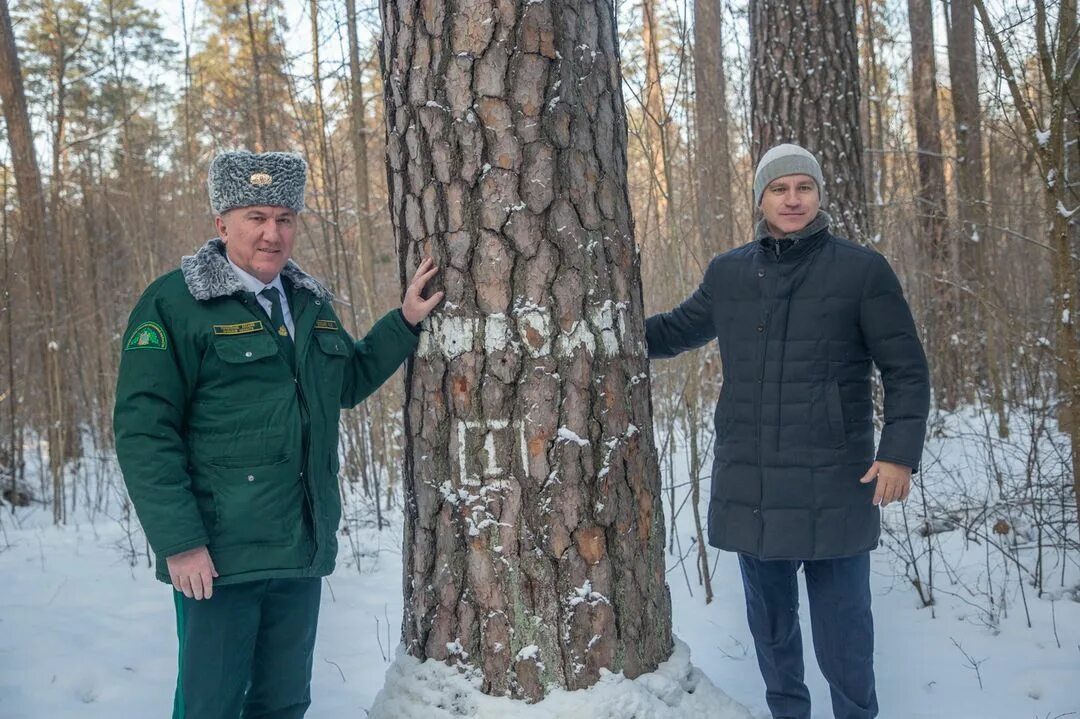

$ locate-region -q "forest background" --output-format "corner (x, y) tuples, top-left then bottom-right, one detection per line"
(0, 0), (1076, 698)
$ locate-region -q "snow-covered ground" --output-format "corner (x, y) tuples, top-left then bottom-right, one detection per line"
(1, 410), (1078, 718)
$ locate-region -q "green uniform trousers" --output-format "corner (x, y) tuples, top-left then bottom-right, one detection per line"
(172, 577), (322, 719)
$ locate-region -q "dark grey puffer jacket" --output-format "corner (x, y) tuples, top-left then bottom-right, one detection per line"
(646, 214), (930, 560)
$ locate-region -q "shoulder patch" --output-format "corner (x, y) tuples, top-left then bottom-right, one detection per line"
(213, 320), (265, 336)
(314, 319), (339, 331)
(125, 321), (168, 351)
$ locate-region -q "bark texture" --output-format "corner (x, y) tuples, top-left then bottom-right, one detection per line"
(380, 0), (673, 701)
(750, 0), (867, 239)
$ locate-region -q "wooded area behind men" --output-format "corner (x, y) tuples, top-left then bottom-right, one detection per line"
(0, 0), (1076, 699)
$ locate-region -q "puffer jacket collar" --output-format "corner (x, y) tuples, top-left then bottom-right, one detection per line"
(755, 211), (832, 262)
(180, 237), (333, 302)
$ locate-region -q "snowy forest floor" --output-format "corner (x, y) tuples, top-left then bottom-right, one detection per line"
(1, 407), (1079, 718)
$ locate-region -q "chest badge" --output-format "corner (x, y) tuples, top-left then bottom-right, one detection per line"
(213, 320), (264, 335)
(314, 319), (339, 331)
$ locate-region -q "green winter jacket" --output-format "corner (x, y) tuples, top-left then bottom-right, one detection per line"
(113, 238), (417, 586)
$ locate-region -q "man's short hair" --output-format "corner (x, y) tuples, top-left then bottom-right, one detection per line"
(208, 151), (307, 216)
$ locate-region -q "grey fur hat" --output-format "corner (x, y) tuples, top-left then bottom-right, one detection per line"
(208, 150), (307, 215)
(753, 143), (827, 208)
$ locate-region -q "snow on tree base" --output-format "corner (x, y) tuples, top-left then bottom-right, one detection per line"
(368, 637), (754, 719)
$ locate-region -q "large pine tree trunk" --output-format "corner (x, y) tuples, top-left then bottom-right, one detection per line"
(693, 0), (734, 254)
(380, 0), (672, 701)
(750, 0), (867, 239)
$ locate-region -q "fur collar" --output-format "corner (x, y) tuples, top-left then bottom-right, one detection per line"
(180, 237), (333, 302)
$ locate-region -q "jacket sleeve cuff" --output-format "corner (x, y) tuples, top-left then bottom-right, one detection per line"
(397, 308), (421, 336)
(156, 535), (211, 559)
(874, 453), (920, 474)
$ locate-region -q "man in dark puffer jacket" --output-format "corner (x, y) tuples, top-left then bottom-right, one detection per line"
(646, 144), (930, 719)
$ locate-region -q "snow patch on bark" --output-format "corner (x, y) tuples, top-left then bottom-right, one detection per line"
(418, 303), (639, 361)
(555, 320), (596, 357)
(556, 427), (590, 446)
(368, 638), (754, 719)
(419, 316), (479, 359)
(484, 313), (512, 353)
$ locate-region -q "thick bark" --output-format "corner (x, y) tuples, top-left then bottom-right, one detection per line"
(381, 0), (672, 700)
(692, 0), (733, 254)
(750, 0), (867, 239)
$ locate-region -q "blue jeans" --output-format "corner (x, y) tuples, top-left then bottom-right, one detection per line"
(738, 553), (877, 719)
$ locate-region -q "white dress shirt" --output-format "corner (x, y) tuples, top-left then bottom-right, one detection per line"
(226, 256), (296, 339)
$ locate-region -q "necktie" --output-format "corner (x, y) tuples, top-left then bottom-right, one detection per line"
(259, 287), (291, 343)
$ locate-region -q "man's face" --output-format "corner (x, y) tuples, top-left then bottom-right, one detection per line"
(759, 174), (820, 236)
(215, 205), (297, 284)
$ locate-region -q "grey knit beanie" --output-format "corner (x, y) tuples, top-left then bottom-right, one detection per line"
(753, 143), (827, 208)
(208, 150), (307, 215)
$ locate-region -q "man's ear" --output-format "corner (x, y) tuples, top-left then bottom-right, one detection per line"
(214, 214), (228, 241)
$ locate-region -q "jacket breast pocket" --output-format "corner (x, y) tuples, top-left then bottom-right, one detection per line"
(314, 331), (349, 358)
(312, 330), (349, 395)
(212, 333), (280, 364)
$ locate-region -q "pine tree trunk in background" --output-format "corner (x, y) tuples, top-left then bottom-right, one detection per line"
(0, 0), (65, 521)
(946, 0), (986, 267)
(641, 0), (670, 246)
(1047, 0), (1080, 538)
(693, 0), (733, 254)
(381, 0), (672, 700)
(244, 0), (267, 151)
(946, 0), (1004, 427)
(346, 0), (376, 319)
(750, 0), (867, 239)
(908, 0), (957, 409)
(858, 0), (886, 235)
(345, 0), (381, 518)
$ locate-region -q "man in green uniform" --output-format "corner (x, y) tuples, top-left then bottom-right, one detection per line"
(113, 150), (442, 718)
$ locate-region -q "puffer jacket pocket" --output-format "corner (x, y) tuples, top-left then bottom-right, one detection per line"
(825, 378), (847, 448)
